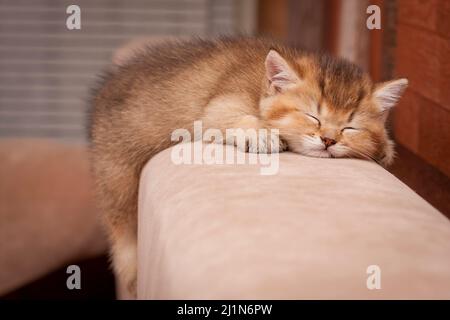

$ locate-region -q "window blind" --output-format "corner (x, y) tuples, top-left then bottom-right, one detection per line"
(0, 0), (253, 142)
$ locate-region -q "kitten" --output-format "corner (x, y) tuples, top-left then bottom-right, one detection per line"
(89, 38), (407, 296)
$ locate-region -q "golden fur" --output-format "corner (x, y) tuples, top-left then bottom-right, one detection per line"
(89, 37), (407, 296)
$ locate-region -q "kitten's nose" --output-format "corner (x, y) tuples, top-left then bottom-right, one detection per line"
(321, 136), (337, 148)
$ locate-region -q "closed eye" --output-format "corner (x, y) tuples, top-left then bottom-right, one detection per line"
(305, 113), (321, 127)
(341, 127), (358, 132)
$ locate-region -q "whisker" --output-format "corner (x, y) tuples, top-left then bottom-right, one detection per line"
(348, 148), (380, 165)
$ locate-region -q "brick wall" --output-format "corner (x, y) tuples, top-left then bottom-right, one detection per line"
(394, 0), (450, 177)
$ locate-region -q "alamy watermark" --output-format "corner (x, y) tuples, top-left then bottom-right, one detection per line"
(66, 5), (81, 30)
(366, 265), (381, 290)
(366, 5), (381, 30)
(66, 264), (81, 290)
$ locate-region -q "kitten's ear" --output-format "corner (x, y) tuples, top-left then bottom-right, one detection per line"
(265, 50), (300, 93)
(373, 78), (408, 112)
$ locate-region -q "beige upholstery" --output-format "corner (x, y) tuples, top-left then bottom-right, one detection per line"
(0, 139), (107, 295)
(137, 142), (450, 299)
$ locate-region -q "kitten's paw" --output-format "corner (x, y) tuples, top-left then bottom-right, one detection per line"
(127, 277), (137, 298)
(247, 133), (287, 154)
(116, 265), (137, 299)
(229, 128), (286, 154)
(111, 233), (137, 299)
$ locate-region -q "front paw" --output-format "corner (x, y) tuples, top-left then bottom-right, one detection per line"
(231, 129), (286, 154)
(251, 133), (287, 154)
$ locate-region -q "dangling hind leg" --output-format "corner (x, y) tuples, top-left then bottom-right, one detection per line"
(107, 215), (138, 298)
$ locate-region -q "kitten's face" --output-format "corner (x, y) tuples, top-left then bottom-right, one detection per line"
(260, 50), (408, 166)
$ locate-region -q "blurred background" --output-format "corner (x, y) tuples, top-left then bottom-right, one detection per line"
(0, 0), (449, 299)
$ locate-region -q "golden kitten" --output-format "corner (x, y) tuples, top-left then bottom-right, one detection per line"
(89, 38), (407, 296)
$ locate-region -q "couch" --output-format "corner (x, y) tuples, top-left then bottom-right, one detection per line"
(137, 142), (450, 299)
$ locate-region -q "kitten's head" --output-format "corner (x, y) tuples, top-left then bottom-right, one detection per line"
(260, 50), (408, 166)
